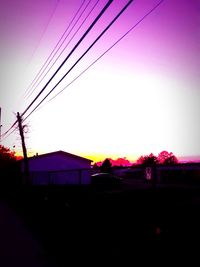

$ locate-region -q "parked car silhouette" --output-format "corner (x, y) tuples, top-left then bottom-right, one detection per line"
(91, 173), (123, 187)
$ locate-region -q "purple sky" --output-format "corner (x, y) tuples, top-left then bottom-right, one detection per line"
(0, 0), (200, 162)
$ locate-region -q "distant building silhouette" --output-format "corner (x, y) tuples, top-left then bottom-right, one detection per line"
(21, 150), (92, 185)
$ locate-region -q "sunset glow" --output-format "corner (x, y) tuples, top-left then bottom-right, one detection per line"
(0, 0), (199, 163)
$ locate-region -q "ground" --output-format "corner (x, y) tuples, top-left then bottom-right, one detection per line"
(2, 182), (200, 266)
(0, 200), (53, 267)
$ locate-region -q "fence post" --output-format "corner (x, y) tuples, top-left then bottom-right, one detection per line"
(79, 170), (82, 185)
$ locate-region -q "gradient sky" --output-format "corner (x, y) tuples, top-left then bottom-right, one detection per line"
(0, 0), (200, 162)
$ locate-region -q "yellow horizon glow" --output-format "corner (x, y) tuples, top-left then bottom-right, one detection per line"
(15, 148), (200, 165)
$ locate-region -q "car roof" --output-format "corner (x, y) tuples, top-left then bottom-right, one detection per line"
(91, 173), (110, 177)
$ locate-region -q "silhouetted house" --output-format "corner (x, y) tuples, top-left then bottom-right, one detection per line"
(22, 151), (92, 185)
(156, 162), (200, 184)
(113, 162), (200, 185)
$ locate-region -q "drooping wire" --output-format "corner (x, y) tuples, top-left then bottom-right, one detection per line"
(2, 0), (164, 140)
(26, 0), (92, 99)
(23, 0), (86, 98)
(21, 0), (114, 118)
(26, 0), (100, 100)
(24, 0), (165, 121)
(1, 125), (18, 142)
(25, 0), (61, 69)
(1, 0), (113, 140)
(23, 0), (135, 121)
(1, 121), (18, 139)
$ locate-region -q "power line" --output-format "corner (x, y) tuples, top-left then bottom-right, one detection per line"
(23, 0), (86, 98)
(1, 0), (110, 140)
(1, 120), (18, 139)
(49, 0), (165, 102)
(23, 0), (135, 121)
(2, 0), (164, 141)
(25, 0), (165, 119)
(26, 0), (91, 100)
(21, 0), (114, 118)
(25, 0), (61, 69)
(26, 0), (100, 100)
(1, 125), (18, 142)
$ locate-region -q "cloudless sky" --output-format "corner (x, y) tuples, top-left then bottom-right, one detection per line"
(0, 0), (200, 162)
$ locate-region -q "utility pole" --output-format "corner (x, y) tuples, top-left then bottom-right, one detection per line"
(0, 107), (2, 144)
(17, 112), (29, 184)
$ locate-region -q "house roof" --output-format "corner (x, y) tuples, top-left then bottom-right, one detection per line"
(28, 150), (93, 163)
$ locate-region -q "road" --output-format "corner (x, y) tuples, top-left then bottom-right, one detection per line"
(0, 200), (54, 267)
(1, 184), (200, 266)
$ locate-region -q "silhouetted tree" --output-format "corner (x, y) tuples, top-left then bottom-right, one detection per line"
(0, 145), (21, 189)
(0, 145), (16, 167)
(158, 151), (178, 165)
(136, 153), (158, 166)
(93, 163), (99, 171)
(100, 158), (112, 173)
(113, 157), (131, 167)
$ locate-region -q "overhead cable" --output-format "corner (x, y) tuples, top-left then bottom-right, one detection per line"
(1, 0), (110, 139)
(1, 121), (18, 139)
(24, 0), (86, 98)
(2, 0), (164, 140)
(21, 0), (114, 118)
(27, 0), (100, 100)
(23, 0), (135, 121)
(24, 0), (165, 121)
(25, 0), (61, 70)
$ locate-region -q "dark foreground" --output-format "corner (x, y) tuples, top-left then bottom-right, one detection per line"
(3, 182), (200, 266)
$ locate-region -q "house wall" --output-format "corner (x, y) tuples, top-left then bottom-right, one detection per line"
(30, 169), (91, 185)
(113, 164), (200, 184)
(23, 153), (91, 185)
(28, 154), (91, 171)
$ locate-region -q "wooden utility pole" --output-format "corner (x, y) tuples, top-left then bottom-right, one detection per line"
(17, 112), (29, 184)
(0, 107), (2, 144)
